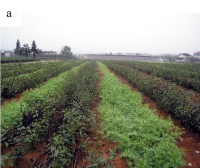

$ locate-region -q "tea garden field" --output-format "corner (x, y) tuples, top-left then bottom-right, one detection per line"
(1, 60), (200, 168)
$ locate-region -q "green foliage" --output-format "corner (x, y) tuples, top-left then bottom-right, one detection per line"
(21, 43), (31, 57)
(1, 61), (64, 79)
(1, 61), (84, 135)
(1, 61), (82, 100)
(1, 57), (38, 63)
(1, 61), (99, 168)
(13, 39), (21, 55)
(98, 62), (186, 168)
(61, 45), (74, 59)
(49, 61), (99, 167)
(165, 54), (177, 62)
(31, 40), (39, 58)
(114, 61), (200, 92)
(86, 148), (107, 168)
(86, 141), (116, 168)
(102, 61), (200, 134)
(1, 63), (83, 167)
(1, 151), (17, 167)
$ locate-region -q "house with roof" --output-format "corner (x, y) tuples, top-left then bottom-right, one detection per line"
(194, 51), (200, 59)
(178, 53), (191, 58)
(176, 53), (191, 62)
(4, 51), (14, 57)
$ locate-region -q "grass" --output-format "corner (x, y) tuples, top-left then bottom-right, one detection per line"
(98, 62), (186, 168)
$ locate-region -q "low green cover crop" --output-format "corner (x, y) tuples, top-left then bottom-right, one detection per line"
(98, 62), (185, 168)
(103, 61), (200, 134)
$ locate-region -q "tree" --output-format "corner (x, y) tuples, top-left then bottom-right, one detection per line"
(22, 43), (31, 57)
(14, 39), (22, 71)
(61, 45), (73, 59)
(31, 40), (39, 59)
(14, 39), (21, 55)
(165, 54), (177, 62)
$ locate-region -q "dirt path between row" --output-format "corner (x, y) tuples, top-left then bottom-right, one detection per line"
(1, 93), (23, 106)
(108, 68), (200, 168)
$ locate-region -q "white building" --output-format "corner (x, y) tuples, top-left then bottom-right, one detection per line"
(177, 53), (191, 59)
(194, 51), (200, 59)
(4, 51), (14, 57)
(176, 53), (191, 62)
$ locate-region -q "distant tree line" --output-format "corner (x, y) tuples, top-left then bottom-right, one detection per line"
(14, 39), (39, 59)
(13, 40), (75, 60)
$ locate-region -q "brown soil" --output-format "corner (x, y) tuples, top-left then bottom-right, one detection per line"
(71, 135), (129, 168)
(1, 92), (24, 106)
(1, 141), (48, 168)
(108, 68), (200, 168)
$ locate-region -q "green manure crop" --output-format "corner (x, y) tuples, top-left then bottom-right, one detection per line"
(98, 62), (185, 168)
(102, 61), (200, 134)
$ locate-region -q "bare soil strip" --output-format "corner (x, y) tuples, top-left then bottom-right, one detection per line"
(1, 92), (24, 106)
(108, 68), (200, 168)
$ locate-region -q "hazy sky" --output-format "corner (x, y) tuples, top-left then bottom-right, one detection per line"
(1, 0), (200, 55)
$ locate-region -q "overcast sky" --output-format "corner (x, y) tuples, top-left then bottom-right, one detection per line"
(1, 0), (200, 55)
